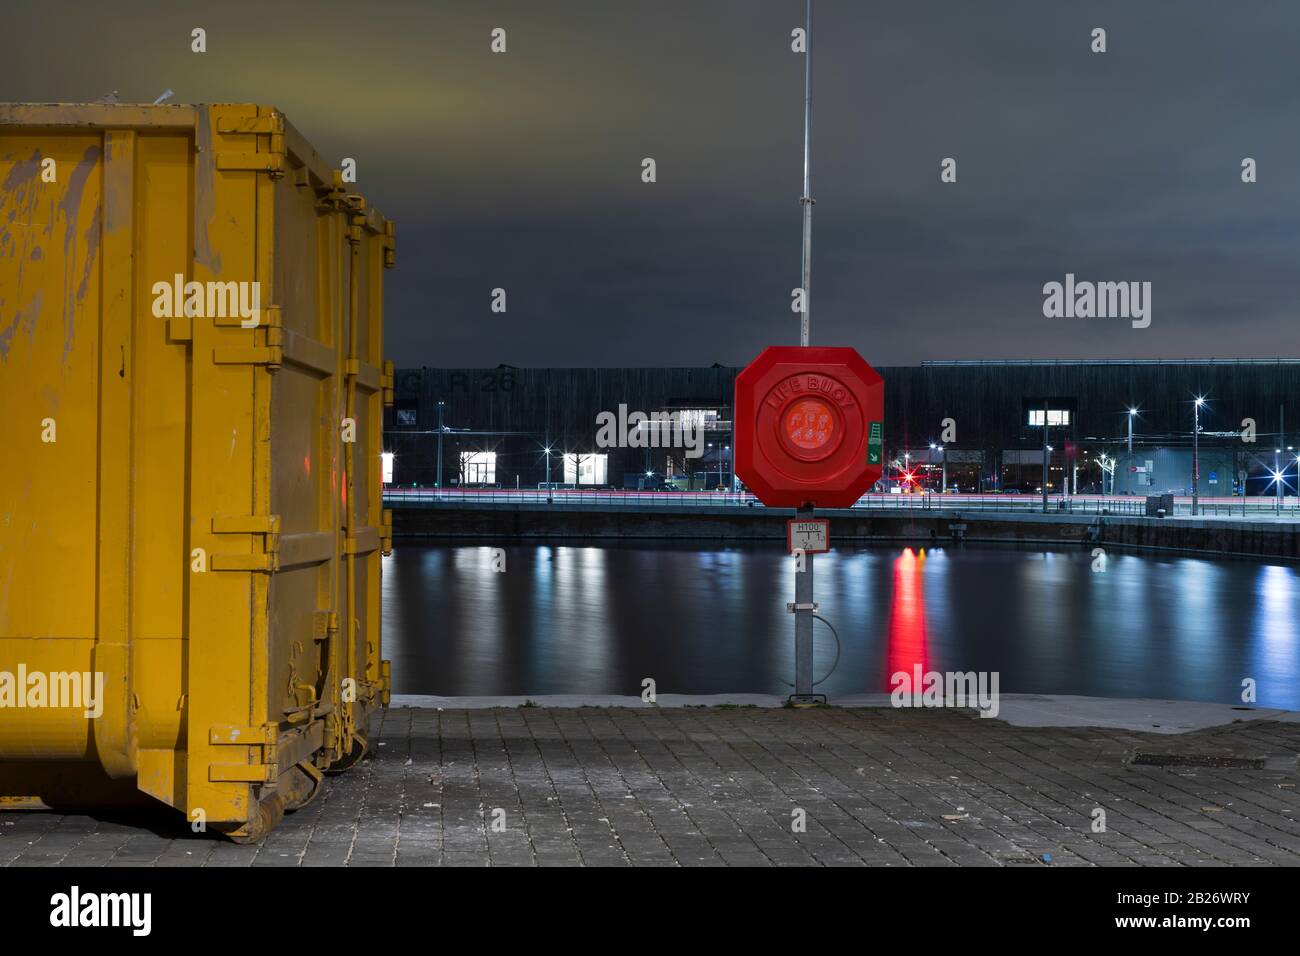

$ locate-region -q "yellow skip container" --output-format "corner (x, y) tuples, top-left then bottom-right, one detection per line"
(0, 103), (394, 841)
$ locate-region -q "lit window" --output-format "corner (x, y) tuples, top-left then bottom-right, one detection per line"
(1028, 409), (1070, 427)
(562, 453), (608, 485)
(674, 409), (719, 430)
(460, 451), (496, 484)
(381, 452), (394, 484)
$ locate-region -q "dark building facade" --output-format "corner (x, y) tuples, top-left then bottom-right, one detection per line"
(385, 360), (1300, 496)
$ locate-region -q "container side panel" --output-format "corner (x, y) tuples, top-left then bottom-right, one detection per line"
(0, 133), (103, 641)
(0, 132), (104, 761)
(267, 169), (339, 726)
(344, 228), (384, 695)
(321, 216), (347, 750)
(130, 131), (192, 757)
(183, 104), (262, 822)
(364, 231), (385, 687)
(131, 133), (191, 645)
(93, 127), (139, 781)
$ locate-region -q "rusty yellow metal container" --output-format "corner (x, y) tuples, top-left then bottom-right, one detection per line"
(0, 103), (394, 841)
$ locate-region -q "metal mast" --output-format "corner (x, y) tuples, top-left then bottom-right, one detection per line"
(791, 0), (818, 705)
(799, 0), (814, 347)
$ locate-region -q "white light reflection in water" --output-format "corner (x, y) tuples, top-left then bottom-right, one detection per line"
(832, 547), (876, 690)
(766, 551), (792, 683)
(1106, 552), (1150, 684)
(917, 547), (950, 672)
(1249, 565), (1299, 706)
(1168, 559), (1225, 700)
(805, 547), (867, 691)
(445, 547), (507, 693)
(702, 548), (748, 686)
(1016, 551), (1072, 681)
(543, 547), (611, 689)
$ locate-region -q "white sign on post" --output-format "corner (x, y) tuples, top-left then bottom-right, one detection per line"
(787, 518), (830, 554)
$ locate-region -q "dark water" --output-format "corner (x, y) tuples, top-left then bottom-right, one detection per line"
(382, 542), (1300, 709)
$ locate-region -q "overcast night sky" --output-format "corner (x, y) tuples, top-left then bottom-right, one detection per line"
(4, 1), (1300, 367)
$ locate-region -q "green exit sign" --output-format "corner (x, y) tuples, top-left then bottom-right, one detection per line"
(867, 421), (883, 465)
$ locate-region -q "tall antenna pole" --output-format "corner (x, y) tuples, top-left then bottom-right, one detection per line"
(799, 0), (814, 347)
(790, 0), (820, 708)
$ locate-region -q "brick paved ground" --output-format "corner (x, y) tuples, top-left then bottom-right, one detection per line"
(2, 706), (1298, 866)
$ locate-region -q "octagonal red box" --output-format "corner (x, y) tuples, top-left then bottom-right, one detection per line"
(734, 346), (884, 508)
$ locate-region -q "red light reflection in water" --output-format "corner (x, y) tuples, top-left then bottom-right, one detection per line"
(885, 548), (931, 690)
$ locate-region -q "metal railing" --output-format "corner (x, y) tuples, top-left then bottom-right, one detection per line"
(382, 486), (1300, 518)
(383, 486), (757, 508)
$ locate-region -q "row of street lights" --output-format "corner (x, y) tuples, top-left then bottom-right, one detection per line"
(431, 398), (1297, 508)
(885, 397), (1288, 507)
(909, 401), (1183, 504)
(1132, 397), (1296, 515)
(1125, 398), (1204, 513)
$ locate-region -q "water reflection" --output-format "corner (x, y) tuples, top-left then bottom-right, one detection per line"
(885, 548), (930, 690)
(1251, 565), (1299, 705)
(382, 541), (1300, 709)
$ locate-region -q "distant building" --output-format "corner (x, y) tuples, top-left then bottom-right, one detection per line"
(385, 360), (1300, 497)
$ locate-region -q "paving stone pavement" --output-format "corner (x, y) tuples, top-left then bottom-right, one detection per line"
(2, 706), (1298, 866)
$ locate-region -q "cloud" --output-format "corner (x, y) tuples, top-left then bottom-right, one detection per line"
(4, 0), (1297, 365)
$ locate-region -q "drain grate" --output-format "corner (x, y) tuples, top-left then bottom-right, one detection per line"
(1131, 752), (1266, 769)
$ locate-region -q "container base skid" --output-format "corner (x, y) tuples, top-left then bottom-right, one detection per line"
(0, 702), (379, 841)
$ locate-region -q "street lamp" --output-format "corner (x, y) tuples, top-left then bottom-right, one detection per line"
(435, 400), (446, 498)
(929, 442), (947, 493)
(1126, 407), (1138, 495)
(1193, 397), (1205, 516)
(1275, 448), (1283, 515)
(1040, 399), (1051, 513)
(544, 445), (553, 503)
(1043, 444), (1054, 510)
